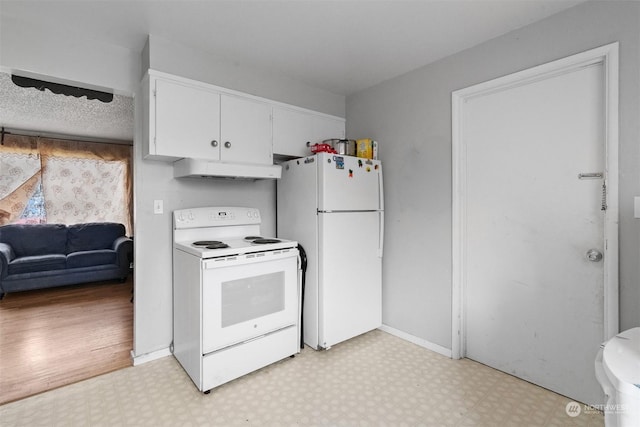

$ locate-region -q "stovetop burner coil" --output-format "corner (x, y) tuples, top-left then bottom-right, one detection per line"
(193, 240), (224, 246)
(252, 238), (281, 244)
(192, 240), (230, 249)
(206, 242), (230, 249)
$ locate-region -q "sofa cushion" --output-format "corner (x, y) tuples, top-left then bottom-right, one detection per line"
(0, 224), (68, 257)
(67, 223), (126, 253)
(66, 250), (117, 269)
(8, 254), (67, 275)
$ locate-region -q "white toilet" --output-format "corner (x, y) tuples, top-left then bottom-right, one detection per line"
(595, 327), (640, 427)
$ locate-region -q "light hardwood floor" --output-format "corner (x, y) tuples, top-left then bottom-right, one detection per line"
(0, 277), (133, 405)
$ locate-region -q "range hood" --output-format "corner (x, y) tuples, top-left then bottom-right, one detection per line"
(173, 158), (282, 180)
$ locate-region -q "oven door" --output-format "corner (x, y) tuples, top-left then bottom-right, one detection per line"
(201, 250), (298, 354)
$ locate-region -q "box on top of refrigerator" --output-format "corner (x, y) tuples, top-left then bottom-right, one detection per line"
(356, 139), (378, 160)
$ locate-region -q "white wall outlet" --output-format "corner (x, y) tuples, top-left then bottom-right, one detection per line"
(153, 199), (163, 214)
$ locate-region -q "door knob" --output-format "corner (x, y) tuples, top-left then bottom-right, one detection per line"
(211, 140), (218, 147)
(224, 141), (231, 148)
(586, 249), (603, 262)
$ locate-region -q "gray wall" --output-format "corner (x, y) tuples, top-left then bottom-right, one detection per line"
(0, 14), (139, 95)
(0, 18), (345, 358)
(132, 144), (278, 357)
(346, 0), (640, 349)
(133, 37), (346, 357)
(145, 35), (345, 118)
(3, 1), (636, 360)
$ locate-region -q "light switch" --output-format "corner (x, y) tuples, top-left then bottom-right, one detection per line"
(635, 197), (640, 219)
(154, 199), (163, 214)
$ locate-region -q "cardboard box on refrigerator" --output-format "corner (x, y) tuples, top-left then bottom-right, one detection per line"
(356, 139), (378, 160)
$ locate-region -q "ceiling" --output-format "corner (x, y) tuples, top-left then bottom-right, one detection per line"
(1, 0), (587, 97)
(0, 72), (134, 142)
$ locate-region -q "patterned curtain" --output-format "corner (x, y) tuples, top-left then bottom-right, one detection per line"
(0, 136), (41, 224)
(0, 134), (133, 234)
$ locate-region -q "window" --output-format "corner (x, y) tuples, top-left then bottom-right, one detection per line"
(0, 134), (132, 234)
(20, 180), (46, 222)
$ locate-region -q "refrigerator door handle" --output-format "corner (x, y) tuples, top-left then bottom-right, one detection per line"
(378, 165), (384, 210)
(378, 211), (384, 258)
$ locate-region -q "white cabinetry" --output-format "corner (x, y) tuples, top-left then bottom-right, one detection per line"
(151, 78), (221, 160)
(220, 95), (272, 165)
(313, 115), (346, 143)
(144, 72), (272, 165)
(272, 106), (345, 158)
(272, 108), (313, 158)
(143, 70), (345, 165)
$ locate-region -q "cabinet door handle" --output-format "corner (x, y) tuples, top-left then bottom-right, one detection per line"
(224, 141), (231, 148)
(211, 140), (218, 147)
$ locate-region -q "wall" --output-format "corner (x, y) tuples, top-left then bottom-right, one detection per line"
(133, 37), (345, 358)
(0, 18), (345, 359)
(0, 15), (139, 95)
(346, 0), (640, 349)
(132, 140), (278, 357)
(146, 35), (345, 118)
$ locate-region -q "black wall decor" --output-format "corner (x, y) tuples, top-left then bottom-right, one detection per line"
(11, 75), (113, 103)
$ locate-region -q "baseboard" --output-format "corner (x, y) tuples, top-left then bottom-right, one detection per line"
(131, 347), (172, 366)
(379, 324), (452, 358)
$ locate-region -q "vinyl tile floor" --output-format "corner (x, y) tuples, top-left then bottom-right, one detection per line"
(0, 329), (603, 426)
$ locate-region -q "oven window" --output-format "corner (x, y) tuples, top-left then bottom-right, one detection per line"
(221, 272), (285, 328)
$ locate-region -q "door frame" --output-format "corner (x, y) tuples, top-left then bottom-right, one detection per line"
(451, 43), (619, 360)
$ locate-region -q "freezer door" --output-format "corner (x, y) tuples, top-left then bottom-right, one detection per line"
(318, 211), (382, 349)
(317, 153), (383, 211)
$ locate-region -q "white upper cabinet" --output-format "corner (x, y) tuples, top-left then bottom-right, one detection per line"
(272, 107), (315, 157)
(272, 106), (345, 158)
(313, 115), (346, 145)
(145, 72), (271, 163)
(150, 78), (221, 161)
(143, 70), (344, 164)
(220, 95), (272, 165)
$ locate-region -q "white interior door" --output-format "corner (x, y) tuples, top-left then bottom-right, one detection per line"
(453, 45), (618, 406)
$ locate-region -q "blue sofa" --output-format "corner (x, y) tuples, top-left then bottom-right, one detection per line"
(0, 222), (133, 299)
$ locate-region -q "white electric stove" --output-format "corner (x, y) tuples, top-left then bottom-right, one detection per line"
(172, 206), (300, 393)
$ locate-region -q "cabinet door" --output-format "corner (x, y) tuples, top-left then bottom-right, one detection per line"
(154, 78), (221, 160)
(313, 115), (345, 144)
(272, 107), (315, 157)
(220, 95), (272, 165)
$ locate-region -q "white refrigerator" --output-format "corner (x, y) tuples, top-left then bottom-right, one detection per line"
(277, 152), (384, 350)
